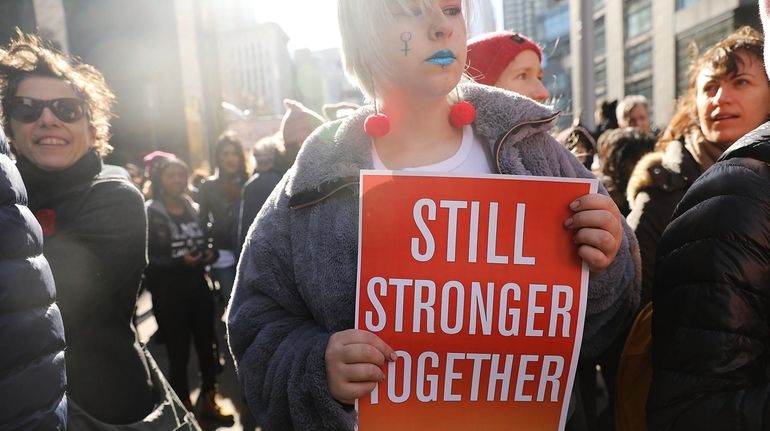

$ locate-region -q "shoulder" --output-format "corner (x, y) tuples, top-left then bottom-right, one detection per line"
(244, 171), (282, 190)
(627, 139), (695, 204)
(70, 175), (146, 234)
(462, 82), (557, 142)
(0, 152), (26, 206)
(627, 151), (665, 202)
(0, 153), (44, 262)
(199, 176), (219, 191)
(90, 174), (145, 208)
(680, 156), (770, 213)
(288, 116), (364, 198)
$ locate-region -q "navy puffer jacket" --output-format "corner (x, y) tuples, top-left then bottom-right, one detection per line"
(0, 131), (67, 430)
(649, 122), (770, 430)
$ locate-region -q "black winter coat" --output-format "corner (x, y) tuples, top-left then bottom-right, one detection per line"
(145, 197), (212, 295)
(626, 139), (702, 305)
(0, 133), (66, 430)
(16, 150), (154, 424)
(648, 122), (770, 430)
(197, 174), (245, 255)
(237, 169), (282, 250)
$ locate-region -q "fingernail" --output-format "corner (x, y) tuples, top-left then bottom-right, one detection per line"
(564, 218), (573, 228)
(570, 200), (580, 210)
(389, 352), (397, 361)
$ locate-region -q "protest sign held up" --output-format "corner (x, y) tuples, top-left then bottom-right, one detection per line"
(356, 171), (597, 431)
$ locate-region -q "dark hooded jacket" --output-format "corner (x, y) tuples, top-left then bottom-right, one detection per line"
(0, 131), (67, 430)
(626, 138), (702, 305)
(16, 150), (154, 424)
(648, 122), (770, 430)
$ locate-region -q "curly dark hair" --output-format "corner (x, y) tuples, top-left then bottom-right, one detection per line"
(599, 128), (656, 190)
(658, 26), (766, 152)
(0, 30), (116, 155)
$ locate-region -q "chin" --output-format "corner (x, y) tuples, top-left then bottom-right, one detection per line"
(708, 134), (739, 149)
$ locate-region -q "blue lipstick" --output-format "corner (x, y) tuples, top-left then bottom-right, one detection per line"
(426, 49), (456, 66)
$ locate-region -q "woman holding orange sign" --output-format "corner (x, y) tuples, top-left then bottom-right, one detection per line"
(227, 1), (640, 429)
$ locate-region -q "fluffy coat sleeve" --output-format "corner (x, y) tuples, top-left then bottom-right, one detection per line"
(228, 176), (355, 431)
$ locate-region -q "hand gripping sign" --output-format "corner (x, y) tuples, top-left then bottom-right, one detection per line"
(355, 171), (596, 431)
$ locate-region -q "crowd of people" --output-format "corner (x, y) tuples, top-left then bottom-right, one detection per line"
(2, 1), (770, 431)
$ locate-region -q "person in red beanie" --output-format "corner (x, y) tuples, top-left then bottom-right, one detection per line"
(466, 31), (550, 103)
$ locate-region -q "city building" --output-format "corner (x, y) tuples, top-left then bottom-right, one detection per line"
(294, 47), (361, 115)
(503, 0), (573, 128)
(595, 0), (759, 127)
(469, 0), (500, 37)
(503, 0), (759, 130)
(216, 21), (294, 118)
(502, 0), (547, 37)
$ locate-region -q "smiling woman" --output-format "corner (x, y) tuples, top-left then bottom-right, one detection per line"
(0, 32), (198, 429)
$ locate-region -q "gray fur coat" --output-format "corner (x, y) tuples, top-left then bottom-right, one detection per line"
(228, 83), (641, 431)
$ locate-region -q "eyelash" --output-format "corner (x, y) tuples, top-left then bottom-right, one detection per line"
(443, 7), (462, 16)
(396, 4), (462, 17)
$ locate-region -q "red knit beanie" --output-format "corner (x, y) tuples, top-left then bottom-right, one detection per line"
(466, 31), (543, 86)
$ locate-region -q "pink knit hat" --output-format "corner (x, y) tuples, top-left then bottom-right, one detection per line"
(466, 31), (543, 86)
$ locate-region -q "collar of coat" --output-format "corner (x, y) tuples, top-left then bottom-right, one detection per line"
(146, 195), (199, 220)
(625, 137), (702, 207)
(719, 120), (770, 164)
(286, 83), (557, 208)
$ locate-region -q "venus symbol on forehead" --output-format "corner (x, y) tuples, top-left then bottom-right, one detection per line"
(401, 32), (412, 56)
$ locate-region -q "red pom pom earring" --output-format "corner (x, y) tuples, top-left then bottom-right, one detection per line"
(363, 88), (475, 138)
(449, 100), (476, 128)
(364, 98), (390, 138)
(449, 86), (476, 128)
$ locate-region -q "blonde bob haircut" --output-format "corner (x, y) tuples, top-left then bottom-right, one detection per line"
(338, 0), (473, 100)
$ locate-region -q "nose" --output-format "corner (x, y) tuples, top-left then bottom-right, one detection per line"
(713, 86), (733, 104)
(429, 11), (452, 40)
(38, 107), (59, 125)
(533, 81), (550, 103)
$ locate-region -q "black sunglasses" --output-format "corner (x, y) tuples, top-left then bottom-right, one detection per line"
(4, 97), (88, 123)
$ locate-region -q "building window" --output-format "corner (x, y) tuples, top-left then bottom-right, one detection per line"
(624, 0), (652, 41)
(543, 5), (569, 41)
(625, 39), (652, 76)
(594, 16), (605, 56)
(676, 0), (699, 10)
(626, 76), (653, 104)
(675, 16), (734, 95)
(595, 58), (607, 99)
(595, 58), (606, 91)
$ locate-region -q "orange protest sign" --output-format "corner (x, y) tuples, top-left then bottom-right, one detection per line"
(355, 171), (596, 431)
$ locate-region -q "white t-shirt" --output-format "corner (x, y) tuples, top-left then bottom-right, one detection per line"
(372, 125), (494, 174)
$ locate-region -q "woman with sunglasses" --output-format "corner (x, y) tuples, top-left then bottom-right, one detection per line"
(0, 33), (167, 426)
(227, 1), (641, 429)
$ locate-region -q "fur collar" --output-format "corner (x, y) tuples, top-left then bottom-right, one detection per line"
(286, 83), (557, 198)
(626, 139), (700, 206)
